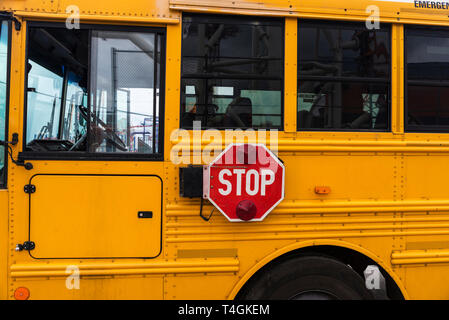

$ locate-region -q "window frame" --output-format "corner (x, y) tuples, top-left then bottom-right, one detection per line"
(20, 21), (166, 161)
(297, 19), (392, 133)
(404, 25), (449, 133)
(179, 13), (285, 131)
(0, 19), (11, 189)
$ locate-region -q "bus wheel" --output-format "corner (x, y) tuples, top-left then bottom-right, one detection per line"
(239, 256), (374, 300)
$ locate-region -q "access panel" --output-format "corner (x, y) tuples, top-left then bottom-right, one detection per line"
(28, 174), (162, 259)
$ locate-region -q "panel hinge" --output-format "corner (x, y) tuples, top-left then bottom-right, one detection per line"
(24, 184), (36, 194)
(15, 241), (35, 252)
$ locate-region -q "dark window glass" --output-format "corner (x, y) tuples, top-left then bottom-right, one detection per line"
(181, 14), (284, 129)
(298, 81), (389, 130)
(24, 25), (164, 156)
(406, 27), (449, 131)
(408, 86), (449, 127)
(298, 21), (391, 131)
(0, 21), (9, 188)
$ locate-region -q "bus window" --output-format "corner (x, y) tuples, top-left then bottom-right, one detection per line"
(0, 21), (8, 188)
(180, 14), (284, 129)
(24, 25), (164, 156)
(297, 21), (391, 131)
(406, 27), (449, 131)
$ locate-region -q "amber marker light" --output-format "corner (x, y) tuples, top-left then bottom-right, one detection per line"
(315, 186), (331, 195)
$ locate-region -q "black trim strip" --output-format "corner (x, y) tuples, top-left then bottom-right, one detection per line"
(299, 76), (390, 84)
(182, 74), (283, 81)
(0, 19), (11, 189)
(182, 13), (284, 26)
(19, 152), (163, 161)
(408, 80), (449, 87)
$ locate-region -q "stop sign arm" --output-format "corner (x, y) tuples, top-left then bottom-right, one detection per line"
(199, 196), (214, 222)
(203, 165), (211, 200)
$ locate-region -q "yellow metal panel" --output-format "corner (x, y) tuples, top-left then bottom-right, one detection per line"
(165, 23), (182, 161)
(2, 0), (449, 26)
(56, 0), (176, 17)
(177, 248), (238, 258)
(169, 0), (449, 26)
(0, 191), (8, 300)
(399, 264), (449, 299)
(284, 17), (297, 132)
(164, 274), (238, 299)
(2, 0), (180, 23)
(1, 0), (58, 12)
(283, 155), (396, 201)
(404, 156), (449, 200)
(12, 276), (164, 300)
(29, 175), (162, 258)
(392, 24), (405, 134)
(10, 258), (239, 277)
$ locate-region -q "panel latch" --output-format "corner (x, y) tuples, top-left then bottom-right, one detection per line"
(15, 241), (35, 252)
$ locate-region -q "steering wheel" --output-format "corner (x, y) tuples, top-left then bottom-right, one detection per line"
(78, 105), (128, 152)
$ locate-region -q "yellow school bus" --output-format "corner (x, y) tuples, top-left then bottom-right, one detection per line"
(3, 0), (449, 300)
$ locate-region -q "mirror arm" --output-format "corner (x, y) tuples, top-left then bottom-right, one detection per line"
(0, 132), (18, 146)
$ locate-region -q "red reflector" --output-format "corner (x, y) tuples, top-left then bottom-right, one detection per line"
(236, 200), (257, 221)
(14, 287), (30, 300)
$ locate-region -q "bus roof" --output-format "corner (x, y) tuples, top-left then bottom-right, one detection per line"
(2, 0), (449, 26)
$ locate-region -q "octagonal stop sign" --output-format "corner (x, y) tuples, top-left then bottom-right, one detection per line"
(203, 143), (285, 222)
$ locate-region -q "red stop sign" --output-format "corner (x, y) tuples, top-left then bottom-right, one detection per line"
(203, 143), (285, 222)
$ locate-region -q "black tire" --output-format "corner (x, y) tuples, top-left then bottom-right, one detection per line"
(238, 256), (374, 300)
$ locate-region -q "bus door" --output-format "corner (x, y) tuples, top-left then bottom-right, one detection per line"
(16, 23), (165, 259)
